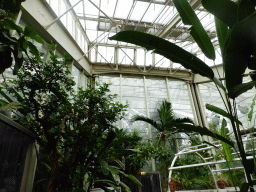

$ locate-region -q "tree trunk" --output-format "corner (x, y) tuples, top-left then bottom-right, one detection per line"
(161, 137), (168, 192)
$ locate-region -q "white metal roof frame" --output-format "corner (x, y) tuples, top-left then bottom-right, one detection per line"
(167, 136), (256, 192)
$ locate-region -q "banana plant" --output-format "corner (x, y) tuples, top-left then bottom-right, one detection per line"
(109, 0), (256, 191)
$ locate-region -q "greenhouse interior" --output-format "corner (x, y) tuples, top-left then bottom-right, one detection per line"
(1, 0), (256, 192)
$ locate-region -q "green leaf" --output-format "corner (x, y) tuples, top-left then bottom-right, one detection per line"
(248, 95), (256, 122)
(114, 159), (125, 170)
(126, 149), (142, 153)
(173, 0), (215, 60)
(35, 178), (48, 184)
(41, 162), (51, 171)
(0, 90), (13, 103)
(119, 181), (131, 192)
(202, 0), (238, 28)
(109, 31), (214, 80)
(206, 104), (242, 125)
(9, 87), (24, 103)
(98, 185), (113, 192)
(238, 0), (256, 21)
(214, 17), (228, 57)
(3, 19), (23, 34)
(27, 41), (39, 57)
(99, 159), (109, 175)
(13, 49), (23, 75)
(108, 166), (120, 184)
(240, 182), (249, 192)
(171, 122), (234, 147)
(0, 101), (21, 111)
(221, 119), (233, 162)
(238, 105), (249, 114)
(213, 76), (226, 91)
(224, 13), (256, 91)
(127, 174), (142, 187)
(24, 25), (38, 37)
(228, 81), (256, 99)
(21, 38), (28, 50)
(0, 99), (9, 106)
(30, 35), (45, 45)
(98, 130), (116, 159)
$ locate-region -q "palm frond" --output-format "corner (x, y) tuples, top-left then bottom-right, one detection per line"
(157, 100), (174, 128)
(131, 115), (162, 131)
(173, 117), (194, 124)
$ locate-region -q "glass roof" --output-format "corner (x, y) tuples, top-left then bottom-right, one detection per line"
(46, 0), (223, 70)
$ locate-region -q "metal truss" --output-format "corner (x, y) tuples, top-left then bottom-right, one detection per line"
(44, 0), (219, 77)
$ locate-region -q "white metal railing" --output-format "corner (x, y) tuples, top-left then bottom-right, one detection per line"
(167, 135), (256, 192)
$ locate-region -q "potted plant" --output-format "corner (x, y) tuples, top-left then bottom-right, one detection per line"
(109, 1), (256, 192)
(168, 179), (179, 192)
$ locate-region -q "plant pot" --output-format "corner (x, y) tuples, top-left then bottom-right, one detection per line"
(217, 180), (226, 189)
(168, 181), (179, 192)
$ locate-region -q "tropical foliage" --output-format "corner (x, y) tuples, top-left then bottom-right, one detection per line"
(0, 45), (142, 192)
(0, 0), (44, 74)
(109, 0), (256, 191)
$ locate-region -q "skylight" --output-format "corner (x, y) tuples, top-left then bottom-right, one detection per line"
(46, 0), (219, 70)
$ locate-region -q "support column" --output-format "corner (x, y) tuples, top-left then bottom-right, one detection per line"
(190, 82), (221, 171)
(166, 77), (179, 153)
(120, 74), (123, 129)
(143, 76), (156, 171)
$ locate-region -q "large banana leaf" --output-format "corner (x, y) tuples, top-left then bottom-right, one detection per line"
(202, 0), (238, 28)
(214, 17), (228, 57)
(228, 81), (256, 99)
(224, 13), (256, 92)
(238, 0), (256, 21)
(173, 0), (215, 60)
(206, 104), (242, 125)
(109, 31), (214, 80)
(221, 119), (234, 162)
(171, 122), (234, 147)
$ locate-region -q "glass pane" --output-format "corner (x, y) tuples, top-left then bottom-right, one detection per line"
(145, 78), (168, 138)
(236, 76), (256, 130)
(67, 12), (73, 35)
(155, 53), (168, 68)
(50, 0), (59, 16)
(146, 51), (153, 66)
(60, 0), (67, 27)
(122, 77), (148, 139)
(115, 0), (133, 19)
(118, 48), (134, 65)
(97, 76), (121, 128)
(143, 3), (164, 22)
(169, 80), (194, 120)
(137, 49), (145, 66)
(198, 82), (231, 133)
(99, 0), (117, 17)
(97, 46), (115, 63)
(72, 65), (80, 93)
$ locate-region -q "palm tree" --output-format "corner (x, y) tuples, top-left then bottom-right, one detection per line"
(131, 100), (194, 192)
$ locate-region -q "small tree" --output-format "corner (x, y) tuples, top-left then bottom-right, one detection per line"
(0, 45), (142, 191)
(131, 100), (194, 192)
